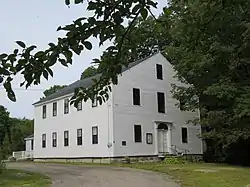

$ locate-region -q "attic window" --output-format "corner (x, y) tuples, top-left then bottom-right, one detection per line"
(92, 95), (97, 107)
(64, 99), (69, 114)
(156, 64), (163, 80)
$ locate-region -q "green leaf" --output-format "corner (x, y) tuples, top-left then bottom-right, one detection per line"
(65, 0), (70, 5)
(0, 54), (8, 60)
(46, 68), (53, 77)
(35, 51), (45, 58)
(83, 41), (92, 50)
(43, 70), (49, 80)
(14, 49), (18, 55)
(75, 0), (82, 4)
(132, 4), (141, 13)
(140, 8), (148, 19)
(16, 41), (26, 48)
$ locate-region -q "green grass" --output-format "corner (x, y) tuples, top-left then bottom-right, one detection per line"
(125, 163), (250, 187)
(0, 169), (51, 187)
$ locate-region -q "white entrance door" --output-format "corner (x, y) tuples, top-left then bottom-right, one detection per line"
(158, 129), (168, 153)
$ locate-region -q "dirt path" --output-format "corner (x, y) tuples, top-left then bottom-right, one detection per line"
(7, 162), (180, 187)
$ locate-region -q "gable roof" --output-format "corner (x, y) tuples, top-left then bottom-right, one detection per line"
(33, 52), (160, 105)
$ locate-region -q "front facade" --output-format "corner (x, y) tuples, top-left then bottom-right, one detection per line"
(33, 52), (203, 160)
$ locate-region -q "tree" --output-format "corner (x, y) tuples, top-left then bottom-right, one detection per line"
(43, 85), (67, 98)
(0, 0), (158, 106)
(0, 106), (11, 159)
(164, 0), (250, 164)
(80, 66), (98, 79)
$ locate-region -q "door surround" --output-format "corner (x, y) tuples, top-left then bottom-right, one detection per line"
(154, 121), (173, 155)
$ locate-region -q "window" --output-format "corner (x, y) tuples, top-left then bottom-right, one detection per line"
(42, 105), (46, 119)
(64, 131), (69, 147)
(157, 92), (165, 113)
(31, 139), (34, 150)
(146, 133), (153, 144)
(92, 126), (98, 144)
(53, 102), (57, 116)
(42, 134), (46, 148)
(52, 132), (57, 147)
(133, 88), (140, 106)
(134, 125), (142, 143)
(180, 99), (185, 111)
(77, 100), (82, 111)
(64, 99), (69, 114)
(181, 127), (188, 143)
(77, 129), (83, 146)
(92, 96), (97, 107)
(156, 64), (163, 80)
(122, 141), (127, 146)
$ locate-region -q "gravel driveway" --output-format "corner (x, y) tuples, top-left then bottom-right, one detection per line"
(7, 162), (180, 187)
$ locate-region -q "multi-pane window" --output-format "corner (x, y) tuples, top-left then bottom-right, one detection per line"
(64, 131), (69, 147)
(77, 100), (82, 111)
(182, 127), (188, 143)
(156, 64), (163, 80)
(92, 126), (98, 144)
(92, 96), (97, 107)
(42, 105), (46, 119)
(53, 102), (57, 116)
(133, 88), (140, 106)
(42, 134), (46, 148)
(134, 125), (142, 143)
(146, 133), (153, 144)
(64, 99), (69, 114)
(52, 132), (57, 147)
(77, 129), (83, 146)
(157, 92), (165, 113)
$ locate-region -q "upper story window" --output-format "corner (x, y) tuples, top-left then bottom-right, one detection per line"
(52, 132), (57, 147)
(180, 99), (185, 111)
(181, 127), (188, 143)
(157, 92), (165, 113)
(134, 125), (142, 143)
(77, 129), (83, 146)
(77, 100), (82, 111)
(92, 96), (97, 107)
(64, 99), (69, 114)
(133, 88), (141, 106)
(52, 102), (57, 116)
(42, 134), (46, 148)
(92, 126), (98, 144)
(42, 105), (46, 119)
(156, 64), (163, 80)
(64, 130), (69, 147)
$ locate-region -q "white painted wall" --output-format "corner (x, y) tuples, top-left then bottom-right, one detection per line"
(33, 52), (202, 159)
(34, 92), (114, 158)
(112, 53), (203, 156)
(25, 138), (33, 152)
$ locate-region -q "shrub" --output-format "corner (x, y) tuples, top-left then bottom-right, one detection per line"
(0, 160), (6, 174)
(8, 156), (16, 162)
(164, 156), (186, 164)
(122, 156), (131, 164)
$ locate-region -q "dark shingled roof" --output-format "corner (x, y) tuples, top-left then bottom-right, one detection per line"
(33, 52), (159, 105)
(24, 134), (34, 140)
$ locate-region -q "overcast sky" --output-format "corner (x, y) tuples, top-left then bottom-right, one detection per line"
(0, 0), (167, 119)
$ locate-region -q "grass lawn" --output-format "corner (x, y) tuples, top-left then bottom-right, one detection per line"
(0, 169), (51, 187)
(125, 163), (250, 187)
